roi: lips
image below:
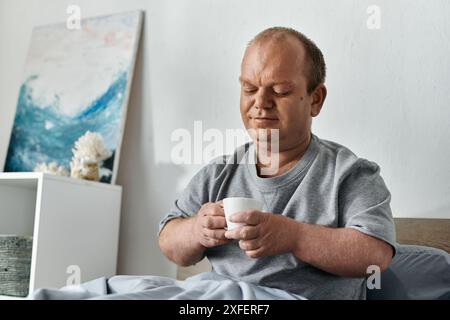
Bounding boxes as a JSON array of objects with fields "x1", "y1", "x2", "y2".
[
  {"x1": 252, "y1": 117, "x2": 279, "y2": 122},
  {"x1": 251, "y1": 117, "x2": 279, "y2": 127},
  {"x1": 251, "y1": 114, "x2": 278, "y2": 120}
]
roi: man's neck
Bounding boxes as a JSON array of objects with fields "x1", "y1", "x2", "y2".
[{"x1": 255, "y1": 133, "x2": 312, "y2": 178}]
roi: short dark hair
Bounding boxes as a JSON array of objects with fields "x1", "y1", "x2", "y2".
[{"x1": 248, "y1": 27, "x2": 326, "y2": 94}]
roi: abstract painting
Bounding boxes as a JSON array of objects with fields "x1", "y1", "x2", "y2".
[{"x1": 4, "y1": 11, "x2": 143, "y2": 184}]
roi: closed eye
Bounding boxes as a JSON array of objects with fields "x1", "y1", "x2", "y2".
[
  {"x1": 243, "y1": 87, "x2": 257, "y2": 94},
  {"x1": 274, "y1": 91, "x2": 291, "y2": 97}
]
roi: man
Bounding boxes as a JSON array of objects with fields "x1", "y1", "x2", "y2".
[{"x1": 158, "y1": 27, "x2": 396, "y2": 300}]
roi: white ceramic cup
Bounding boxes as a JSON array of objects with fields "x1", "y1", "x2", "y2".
[{"x1": 222, "y1": 197, "x2": 263, "y2": 230}]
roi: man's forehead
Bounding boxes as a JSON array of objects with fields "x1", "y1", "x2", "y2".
[
  {"x1": 244, "y1": 36, "x2": 306, "y2": 62},
  {"x1": 240, "y1": 37, "x2": 307, "y2": 82}
]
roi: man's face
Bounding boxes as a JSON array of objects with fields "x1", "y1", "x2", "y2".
[{"x1": 239, "y1": 37, "x2": 323, "y2": 150}]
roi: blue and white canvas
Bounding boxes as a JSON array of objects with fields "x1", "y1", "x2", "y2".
[{"x1": 4, "y1": 11, "x2": 143, "y2": 183}]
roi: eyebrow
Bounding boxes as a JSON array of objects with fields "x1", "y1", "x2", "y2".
[{"x1": 238, "y1": 76, "x2": 294, "y2": 87}]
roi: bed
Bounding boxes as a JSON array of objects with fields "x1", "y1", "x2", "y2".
[
  {"x1": 365, "y1": 218, "x2": 450, "y2": 300},
  {"x1": 394, "y1": 218, "x2": 450, "y2": 253},
  {"x1": 32, "y1": 218, "x2": 450, "y2": 300}
]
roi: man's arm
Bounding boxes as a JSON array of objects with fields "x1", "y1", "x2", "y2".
[
  {"x1": 225, "y1": 211, "x2": 393, "y2": 278},
  {"x1": 158, "y1": 217, "x2": 206, "y2": 267},
  {"x1": 159, "y1": 201, "x2": 231, "y2": 267},
  {"x1": 292, "y1": 222, "x2": 393, "y2": 277}
]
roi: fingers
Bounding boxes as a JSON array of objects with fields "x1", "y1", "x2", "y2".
[
  {"x1": 203, "y1": 228, "x2": 228, "y2": 241},
  {"x1": 196, "y1": 203, "x2": 266, "y2": 249},
  {"x1": 245, "y1": 249, "x2": 262, "y2": 259},
  {"x1": 200, "y1": 236, "x2": 230, "y2": 248},
  {"x1": 205, "y1": 238, "x2": 231, "y2": 247},
  {"x1": 224, "y1": 226, "x2": 259, "y2": 240},
  {"x1": 230, "y1": 210, "x2": 264, "y2": 225},
  {"x1": 239, "y1": 239, "x2": 260, "y2": 251},
  {"x1": 202, "y1": 216, "x2": 227, "y2": 229},
  {"x1": 201, "y1": 202, "x2": 225, "y2": 217},
  {"x1": 201, "y1": 228, "x2": 231, "y2": 248}
]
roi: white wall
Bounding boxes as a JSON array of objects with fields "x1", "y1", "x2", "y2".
[{"x1": 1, "y1": 0, "x2": 449, "y2": 278}]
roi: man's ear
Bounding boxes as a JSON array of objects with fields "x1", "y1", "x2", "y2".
[{"x1": 310, "y1": 84, "x2": 327, "y2": 117}]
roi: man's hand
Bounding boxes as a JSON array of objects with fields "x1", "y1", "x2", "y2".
[
  {"x1": 224, "y1": 210, "x2": 298, "y2": 258},
  {"x1": 193, "y1": 201, "x2": 232, "y2": 248}
]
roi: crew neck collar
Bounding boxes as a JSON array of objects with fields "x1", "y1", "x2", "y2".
[{"x1": 246, "y1": 133, "x2": 320, "y2": 190}]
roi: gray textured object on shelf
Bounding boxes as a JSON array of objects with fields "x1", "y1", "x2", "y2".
[{"x1": 0, "y1": 235, "x2": 33, "y2": 297}]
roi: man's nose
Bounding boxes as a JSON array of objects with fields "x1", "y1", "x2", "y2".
[{"x1": 254, "y1": 89, "x2": 273, "y2": 109}]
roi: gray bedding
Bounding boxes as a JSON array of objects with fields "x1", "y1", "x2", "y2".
[
  {"x1": 32, "y1": 271, "x2": 307, "y2": 300},
  {"x1": 31, "y1": 244, "x2": 450, "y2": 300}
]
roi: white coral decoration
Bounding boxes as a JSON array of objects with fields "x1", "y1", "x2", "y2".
[
  {"x1": 70, "y1": 131, "x2": 111, "y2": 181},
  {"x1": 34, "y1": 162, "x2": 69, "y2": 176}
]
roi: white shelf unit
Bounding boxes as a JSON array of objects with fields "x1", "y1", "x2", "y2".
[{"x1": 0, "y1": 172, "x2": 122, "y2": 299}]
